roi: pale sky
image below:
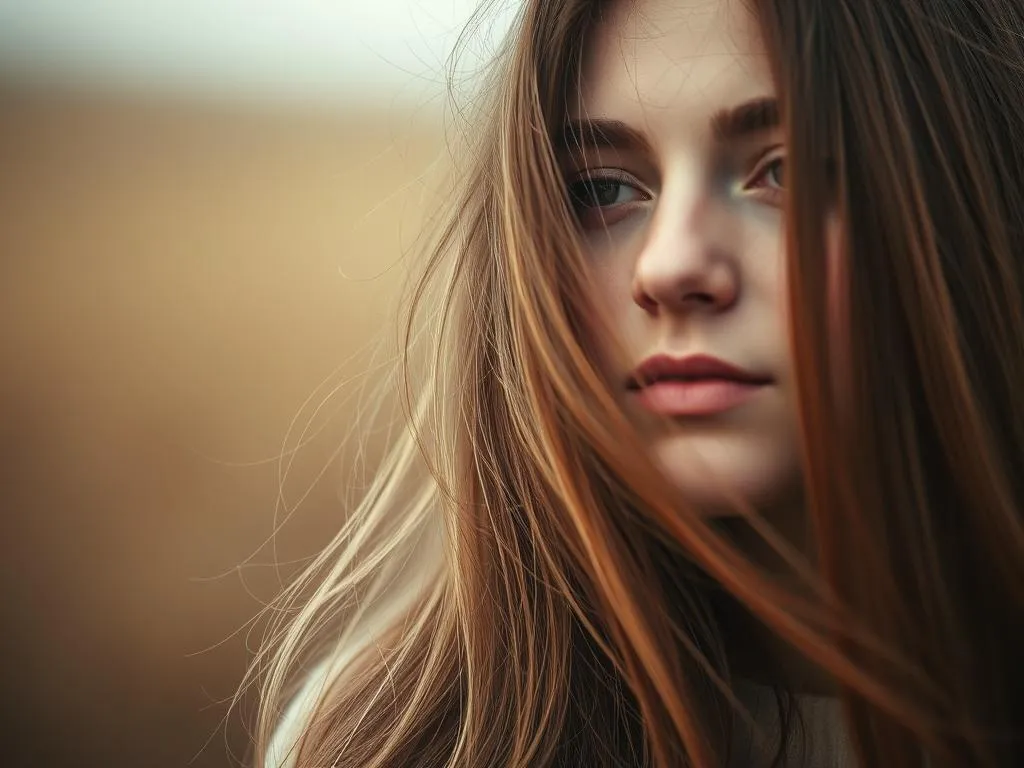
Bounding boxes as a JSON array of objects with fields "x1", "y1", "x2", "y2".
[{"x1": 0, "y1": 0, "x2": 520, "y2": 106}]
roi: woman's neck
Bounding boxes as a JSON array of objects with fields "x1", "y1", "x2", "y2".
[
  {"x1": 714, "y1": 590, "x2": 838, "y2": 696},
  {"x1": 712, "y1": 506, "x2": 838, "y2": 697}
]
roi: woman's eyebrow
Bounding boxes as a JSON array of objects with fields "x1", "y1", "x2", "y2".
[
  {"x1": 710, "y1": 97, "x2": 779, "y2": 141},
  {"x1": 558, "y1": 118, "x2": 652, "y2": 154},
  {"x1": 559, "y1": 96, "x2": 780, "y2": 153}
]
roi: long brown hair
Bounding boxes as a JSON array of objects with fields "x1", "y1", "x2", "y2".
[{"x1": 243, "y1": 1, "x2": 1024, "y2": 765}]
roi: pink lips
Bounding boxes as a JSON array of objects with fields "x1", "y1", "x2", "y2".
[{"x1": 627, "y1": 353, "x2": 772, "y2": 416}]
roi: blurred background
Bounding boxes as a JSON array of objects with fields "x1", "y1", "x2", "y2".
[{"x1": 0, "y1": 2, "x2": 514, "y2": 765}]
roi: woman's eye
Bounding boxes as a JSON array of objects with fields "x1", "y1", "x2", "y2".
[
  {"x1": 763, "y1": 157, "x2": 784, "y2": 188},
  {"x1": 743, "y1": 154, "x2": 785, "y2": 206},
  {"x1": 568, "y1": 177, "x2": 645, "y2": 211},
  {"x1": 750, "y1": 156, "x2": 785, "y2": 191}
]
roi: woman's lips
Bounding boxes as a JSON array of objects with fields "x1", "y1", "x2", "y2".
[
  {"x1": 631, "y1": 378, "x2": 766, "y2": 416},
  {"x1": 626, "y1": 353, "x2": 772, "y2": 416}
]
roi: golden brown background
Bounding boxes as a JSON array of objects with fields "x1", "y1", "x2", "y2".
[{"x1": 0, "y1": 82, "x2": 445, "y2": 767}]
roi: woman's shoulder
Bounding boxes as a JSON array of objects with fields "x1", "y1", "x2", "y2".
[
  {"x1": 264, "y1": 613, "x2": 392, "y2": 768},
  {"x1": 265, "y1": 657, "x2": 334, "y2": 768},
  {"x1": 264, "y1": 538, "x2": 442, "y2": 767}
]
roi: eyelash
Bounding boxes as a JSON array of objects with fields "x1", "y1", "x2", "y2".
[
  {"x1": 566, "y1": 151, "x2": 786, "y2": 228},
  {"x1": 746, "y1": 151, "x2": 785, "y2": 199},
  {"x1": 567, "y1": 169, "x2": 651, "y2": 228}
]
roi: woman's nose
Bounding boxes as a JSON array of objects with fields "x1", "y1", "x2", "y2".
[{"x1": 631, "y1": 199, "x2": 738, "y2": 316}]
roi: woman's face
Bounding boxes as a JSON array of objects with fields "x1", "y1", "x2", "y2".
[{"x1": 564, "y1": 0, "x2": 803, "y2": 514}]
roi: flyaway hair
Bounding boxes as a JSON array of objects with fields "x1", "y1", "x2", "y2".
[{"x1": 240, "y1": 1, "x2": 1024, "y2": 765}]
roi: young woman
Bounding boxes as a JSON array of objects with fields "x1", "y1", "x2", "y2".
[{"x1": 248, "y1": 0, "x2": 1024, "y2": 765}]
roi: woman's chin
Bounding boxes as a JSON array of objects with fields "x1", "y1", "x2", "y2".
[{"x1": 651, "y1": 433, "x2": 801, "y2": 517}]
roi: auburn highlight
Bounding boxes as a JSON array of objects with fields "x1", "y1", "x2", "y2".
[{"x1": 240, "y1": 1, "x2": 1024, "y2": 766}]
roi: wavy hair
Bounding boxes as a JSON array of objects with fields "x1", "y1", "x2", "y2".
[{"x1": 243, "y1": 1, "x2": 1024, "y2": 765}]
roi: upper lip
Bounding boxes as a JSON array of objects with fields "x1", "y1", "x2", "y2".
[{"x1": 626, "y1": 353, "x2": 773, "y2": 389}]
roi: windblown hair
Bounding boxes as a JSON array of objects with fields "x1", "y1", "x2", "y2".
[{"x1": 244, "y1": 1, "x2": 1024, "y2": 765}]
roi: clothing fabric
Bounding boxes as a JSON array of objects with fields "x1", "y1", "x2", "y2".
[
  {"x1": 270, "y1": 677, "x2": 853, "y2": 767},
  {"x1": 268, "y1": 645, "x2": 855, "y2": 767},
  {"x1": 730, "y1": 680, "x2": 855, "y2": 767}
]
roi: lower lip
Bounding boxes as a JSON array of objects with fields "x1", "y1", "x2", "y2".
[{"x1": 632, "y1": 379, "x2": 767, "y2": 416}]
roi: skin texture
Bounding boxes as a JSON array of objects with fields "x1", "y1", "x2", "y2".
[{"x1": 564, "y1": 0, "x2": 806, "y2": 515}]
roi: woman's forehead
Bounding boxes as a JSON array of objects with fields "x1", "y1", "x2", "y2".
[{"x1": 573, "y1": 0, "x2": 771, "y2": 122}]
